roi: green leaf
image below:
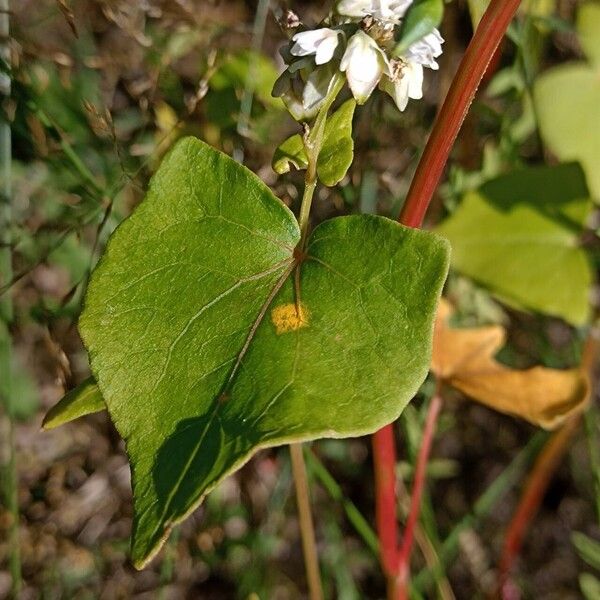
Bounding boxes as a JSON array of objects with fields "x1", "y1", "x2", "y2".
[
  {"x1": 436, "y1": 164, "x2": 593, "y2": 326},
  {"x1": 42, "y1": 377, "x2": 105, "y2": 429},
  {"x1": 80, "y1": 137, "x2": 450, "y2": 567},
  {"x1": 272, "y1": 134, "x2": 308, "y2": 175},
  {"x1": 534, "y1": 4, "x2": 600, "y2": 200},
  {"x1": 572, "y1": 531, "x2": 600, "y2": 571},
  {"x1": 209, "y1": 50, "x2": 283, "y2": 109},
  {"x1": 467, "y1": 0, "x2": 489, "y2": 27},
  {"x1": 272, "y1": 99, "x2": 356, "y2": 186},
  {"x1": 317, "y1": 99, "x2": 356, "y2": 186},
  {"x1": 578, "y1": 2, "x2": 600, "y2": 67},
  {"x1": 395, "y1": 0, "x2": 444, "y2": 55},
  {"x1": 581, "y1": 573, "x2": 600, "y2": 600},
  {"x1": 0, "y1": 323, "x2": 39, "y2": 421}
]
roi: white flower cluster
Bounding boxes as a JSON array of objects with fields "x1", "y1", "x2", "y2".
[{"x1": 273, "y1": 0, "x2": 443, "y2": 120}]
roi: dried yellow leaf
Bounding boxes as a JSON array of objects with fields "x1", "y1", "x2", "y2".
[{"x1": 431, "y1": 300, "x2": 590, "y2": 429}]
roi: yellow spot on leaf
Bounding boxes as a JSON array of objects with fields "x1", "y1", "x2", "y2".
[{"x1": 271, "y1": 303, "x2": 310, "y2": 335}]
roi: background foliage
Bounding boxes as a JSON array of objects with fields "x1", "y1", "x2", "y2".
[{"x1": 1, "y1": 0, "x2": 600, "y2": 598}]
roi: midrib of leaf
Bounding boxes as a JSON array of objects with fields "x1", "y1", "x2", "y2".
[
  {"x1": 152, "y1": 259, "x2": 296, "y2": 537},
  {"x1": 148, "y1": 242, "x2": 372, "y2": 540}
]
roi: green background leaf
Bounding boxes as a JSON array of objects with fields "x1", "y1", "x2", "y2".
[
  {"x1": 80, "y1": 137, "x2": 450, "y2": 567},
  {"x1": 42, "y1": 377, "x2": 105, "y2": 430},
  {"x1": 577, "y1": 2, "x2": 600, "y2": 67},
  {"x1": 534, "y1": 3, "x2": 600, "y2": 199},
  {"x1": 436, "y1": 164, "x2": 593, "y2": 325},
  {"x1": 395, "y1": 0, "x2": 444, "y2": 54},
  {"x1": 572, "y1": 531, "x2": 600, "y2": 571},
  {"x1": 581, "y1": 573, "x2": 600, "y2": 600}
]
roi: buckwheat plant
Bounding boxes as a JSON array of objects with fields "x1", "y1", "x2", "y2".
[{"x1": 43, "y1": 0, "x2": 522, "y2": 597}]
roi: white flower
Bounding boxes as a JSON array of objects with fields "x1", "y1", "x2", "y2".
[
  {"x1": 380, "y1": 29, "x2": 443, "y2": 111},
  {"x1": 404, "y1": 29, "x2": 444, "y2": 70},
  {"x1": 340, "y1": 30, "x2": 390, "y2": 103},
  {"x1": 337, "y1": 0, "x2": 414, "y2": 23},
  {"x1": 380, "y1": 59, "x2": 423, "y2": 111},
  {"x1": 290, "y1": 28, "x2": 342, "y2": 65}
]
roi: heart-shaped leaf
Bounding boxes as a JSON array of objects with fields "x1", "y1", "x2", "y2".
[
  {"x1": 435, "y1": 163, "x2": 593, "y2": 325},
  {"x1": 534, "y1": 3, "x2": 600, "y2": 199},
  {"x1": 78, "y1": 137, "x2": 450, "y2": 567},
  {"x1": 272, "y1": 99, "x2": 356, "y2": 186}
]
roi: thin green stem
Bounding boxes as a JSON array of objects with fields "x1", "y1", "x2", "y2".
[
  {"x1": 30, "y1": 103, "x2": 105, "y2": 200},
  {"x1": 298, "y1": 178, "x2": 317, "y2": 246},
  {"x1": 297, "y1": 74, "x2": 345, "y2": 248},
  {"x1": 290, "y1": 443, "x2": 324, "y2": 600},
  {"x1": 306, "y1": 450, "x2": 380, "y2": 555},
  {"x1": 0, "y1": 0, "x2": 21, "y2": 595}
]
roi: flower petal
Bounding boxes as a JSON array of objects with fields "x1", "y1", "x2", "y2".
[
  {"x1": 291, "y1": 28, "x2": 340, "y2": 65},
  {"x1": 341, "y1": 31, "x2": 388, "y2": 104},
  {"x1": 315, "y1": 34, "x2": 340, "y2": 65},
  {"x1": 380, "y1": 75, "x2": 410, "y2": 111},
  {"x1": 337, "y1": 0, "x2": 371, "y2": 17},
  {"x1": 406, "y1": 62, "x2": 424, "y2": 99}
]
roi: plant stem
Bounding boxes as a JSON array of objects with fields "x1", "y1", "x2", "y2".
[
  {"x1": 371, "y1": 1, "x2": 523, "y2": 593},
  {"x1": 287, "y1": 75, "x2": 346, "y2": 600},
  {"x1": 305, "y1": 450, "x2": 380, "y2": 555},
  {"x1": 399, "y1": 0, "x2": 522, "y2": 228},
  {"x1": 298, "y1": 176, "x2": 318, "y2": 247},
  {"x1": 297, "y1": 74, "x2": 344, "y2": 248},
  {"x1": 31, "y1": 104, "x2": 105, "y2": 201},
  {"x1": 290, "y1": 443, "x2": 324, "y2": 600},
  {"x1": 0, "y1": 0, "x2": 21, "y2": 595},
  {"x1": 396, "y1": 394, "x2": 443, "y2": 599},
  {"x1": 372, "y1": 426, "x2": 400, "y2": 583}
]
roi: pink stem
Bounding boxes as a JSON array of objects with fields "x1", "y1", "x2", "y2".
[
  {"x1": 396, "y1": 395, "x2": 443, "y2": 599},
  {"x1": 371, "y1": 0, "x2": 523, "y2": 596}
]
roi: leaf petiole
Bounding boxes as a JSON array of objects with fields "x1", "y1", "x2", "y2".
[{"x1": 297, "y1": 73, "x2": 345, "y2": 247}]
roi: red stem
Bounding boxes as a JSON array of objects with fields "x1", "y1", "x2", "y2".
[
  {"x1": 399, "y1": 0, "x2": 522, "y2": 228},
  {"x1": 372, "y1": 0, "x2": 522, "y2": 596},
  {"x1": 372, "y1": 427, "x2": 401, "y2": 578},
  {"x1": 498, "y1": 418, "x2": 580, "y2": 599},
  {"x1": 396, "y1": 395, "x2": 443, "y2": 599}
]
